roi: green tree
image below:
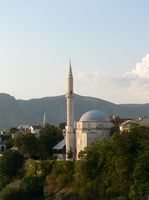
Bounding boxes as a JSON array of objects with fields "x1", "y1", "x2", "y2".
[
  {"x1": 21, "y1": 176, "x2": 44, "y2": 200},
  {"x1": 74, "y1": 126, "x2": 149, "y2": 199},
  {"x1": 44, "y1": 161, "x2": 75, "y2": 198},
  {"x1": 0, "y1": 150, "x2": 24, "y2": 179},
  {"x1": 39, "y1": 124, "x2": 63, "y2": 158},
  {"x1": 9, "y1": 127, "x2": 18, "y2": 134},
  {"x1": 0, "y1": 187, "x2": 24, "y2": 200},
  {"x1": 38, "y1": 160, "x2": 55, "y2": 177},
  {"x1": 0, "y1": 174, "x2": 9, "y2": 191},
  {"x1": 15, "y1": 134, "x2": 39, "y2": 158},
  {"x1": 130, "y1": 136, "x2": 149, "y2": 199},
  {"x1": 6, "y1": 138, "x2": 14, "y2": 149},
  {"x1": 59, "y1": 122, "x2": 66, "y2": 130}
]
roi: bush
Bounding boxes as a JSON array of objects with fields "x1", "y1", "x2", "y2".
[
  {"x1": 0, "y1": 187, "x2": 24, "y2": 200},
  {"x1": 0, "y1": 150, "x2": 24, "y2": 178},
  {"x1": 21, "y1": 176, "x2": 44, "y2": 200}
]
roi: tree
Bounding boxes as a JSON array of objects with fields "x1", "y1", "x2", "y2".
[
  {"x1": 38, "y1": 160, "x2": 55, "y2": 177},
  {"x1": 0, "y1": 150, "x2": 24, "y2": 179},
  {"x1": 39, "y1": 124, "x2": 63, "y2": 158},
  {"x1": 74, "y1": 126, "x2": 149, "y2": 199},
  {"x1": 130, "y1": 135, "x2": 149, "y2": 199},
  {"x1": 21, "y1": 176, "x2": 44, "y2": 200},
  {"x1": 15, "y1": 124, "x2": 63, "y2": 159},
  {"x1": 15, "y1": 134, "x2": 39, "y2": 158},
  {"x1": 0, "y1": 187, "x2": 24, "y2": 200},
  {"x1": 9, "y1": 127, "x2": 18, "y2": 134},
  {"x1": 0, "y1": 174, "x2": 9, "y2": 191},
  {"x1": 44, "y1": 161, "x2": 75, "y2": 198},
  {"x1": 59, "y1": 122, "x2": 66, "y2": 130}
]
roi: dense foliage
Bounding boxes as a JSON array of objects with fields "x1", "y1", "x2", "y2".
[
  {"x1": 15, "y1": 124, "x2": 63, "y2": 159},
  {"x1": 15, "y1": 133, "x2": 39, "y2": 158},
  {"x1": 0, "y1": 150, "x2": 24, "y2": 179},
  {"x1": 39, "y1": 124, "x2": 63, "y2": 158},
  {"x1": 44, "y1": 126, "x2": 149, "y2": 200},
  {"x1": 0, "y1": 126, "x2": 149, "y2": 200},
  {"x1": 0, "y1": 150, "x2": 24, "y2": 191}
]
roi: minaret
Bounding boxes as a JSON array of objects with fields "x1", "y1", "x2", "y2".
[
  {"x1": 65, "y1": 60, "x2": 75, "y2": 160},
  {"x1": 43, "y1": 112, "x2": 46, "y2": 127}
]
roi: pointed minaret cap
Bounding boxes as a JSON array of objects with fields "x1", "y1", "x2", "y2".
[{"x1": 68, "y1": 59, "x2": 73, "y2": 77}]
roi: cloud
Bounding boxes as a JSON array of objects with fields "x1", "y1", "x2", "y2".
[
  {"x1": 76, "y1": 53, "x2": 149, "y2": 88},
  {"x1": 131, "y1": 54, "x2": 149, "y2": 78},
  {"x1": 74, "y1": 55, "x2": 149, "y2": 103},
  {"x1": 113, "y1": 54, "x2": 149, "y2": 89}
]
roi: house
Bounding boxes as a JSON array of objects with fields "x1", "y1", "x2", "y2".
[
  {"x1": 119, "y1": 117, "x2": 149, "y2": 132},
  {"x1": 17, "y1": 125, "x2": 30, "y2": 131},
  {"x1": 11, "y1": 125, "x2": 30, "y2": 139},
  {"x1": 29, "y1": 125, "x2": 42, "y2": 137}
]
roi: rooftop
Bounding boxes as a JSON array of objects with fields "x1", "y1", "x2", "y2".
[{"x1": 80, "y1": 110, "x2": 109, "y2": 122}]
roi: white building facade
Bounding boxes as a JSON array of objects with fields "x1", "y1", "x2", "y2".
[
  {"x1": 76, "y1": 110, "x2": 114, "y2": 159},
  {"x1": 29, "y1": 125, "x2": 42, "y2": 137},
  {"x1": 119, "y1": 117, "x2": 149, "y2": 132}
]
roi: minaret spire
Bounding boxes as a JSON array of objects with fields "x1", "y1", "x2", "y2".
[
  {"x1": 65, "y1": 60, "x2": 75, "y2": 160},
  {"x1": 69, "y1": 59, "x2": 73, "y2": 77}
]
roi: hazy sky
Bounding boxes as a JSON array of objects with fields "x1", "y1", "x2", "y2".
[{"x1": 0, "y1": 0, "x2": 149, "y2": 103}]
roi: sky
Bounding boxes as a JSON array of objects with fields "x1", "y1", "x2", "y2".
[{"x1": 0, "y1": 0, "x2": 149, "y2": 103}]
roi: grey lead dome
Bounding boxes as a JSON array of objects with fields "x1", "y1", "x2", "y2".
[{"x1": 80, "y1": 110, "x2": 109, "y2": 122}]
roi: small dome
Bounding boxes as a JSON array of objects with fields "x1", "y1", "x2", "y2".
[{"x1": 80, "y1": 110, "x2": 109, "y2": 122}]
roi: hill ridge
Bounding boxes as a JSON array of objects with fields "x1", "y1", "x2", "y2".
[{"x1": 0, "y1": 92, "x2": 148, "y2": 129}]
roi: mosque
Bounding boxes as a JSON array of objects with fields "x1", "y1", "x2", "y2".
[{"x1": 53, "y1": 62, "x2": 114, "y2": 160}]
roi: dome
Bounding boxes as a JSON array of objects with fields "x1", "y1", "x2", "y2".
[{"x1": 80, "y1": 110, "x2": 109, "y2": 122}]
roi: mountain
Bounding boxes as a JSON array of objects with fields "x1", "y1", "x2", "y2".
[{"x1": 0, "y1": 93, "x2": 149, "y2": 129}]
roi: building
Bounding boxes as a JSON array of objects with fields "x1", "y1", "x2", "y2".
[
  {"x1": 76, "y1": 110, "x2": 113, "y2": 159},
  {"x1": 11, "y1": 125, "x2": 30, "y2": 139},
  {"x1": 52, "y1": 138, "x2": 66, "y2": 160},
  {"x1": 65, "y1": 63, "x2": 113, "y2": 160},
  {"x1": 54, "y1": 62, "x2": 114, "y2": 160},
  {"x1": 29, "y1": 125, "x2": 42, "y2": 137},
  {"x1": 120, "y1": 117, "x2": 149, "y2": 132},
  {"x1": 17, "y1": 125, "x2": 30, "y2": 130}
]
